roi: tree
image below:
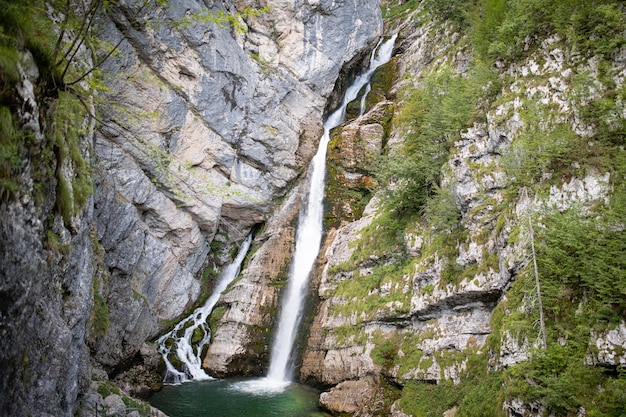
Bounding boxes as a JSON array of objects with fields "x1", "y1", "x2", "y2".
[{"x1": 521, "y1": 187, "x2": 547, "y2": 350}]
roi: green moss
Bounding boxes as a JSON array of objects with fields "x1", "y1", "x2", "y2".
[
  {"x1": 191, "y1": 326, "x2": 206, "y2": 344},
  {"x1": 324, "y1": 162, "x2": 374, "y2": 227},
  {"x1": 365, "y1": 58, "x2": 398, "y2": 110},
  {"x1": 45, "y1": 230, "x2": 71, "y2": 255},
  {"x1": 208, "y1": 305, "x2": 226, "y2": 336},
  {"x1": 90, "y1": 291, "x2": 110, "y2": 340},
  {"x1": 96, "y1": 381, "x2": 121, "y2": 398},
  {"x1": 0, "y1": 106, "x2": 24, "y2": 201}
]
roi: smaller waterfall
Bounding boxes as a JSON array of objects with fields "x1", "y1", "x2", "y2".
[
  {"x1": 157, "y1": 233, "x2": 253, "y2": 383},
  {"x1": 265, "y1": 34, "x2": 398, "y2": 385}
]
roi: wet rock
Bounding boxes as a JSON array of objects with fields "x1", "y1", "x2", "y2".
[{"x1": 319, "y1": 378, "x2": 379, "y2": 415}]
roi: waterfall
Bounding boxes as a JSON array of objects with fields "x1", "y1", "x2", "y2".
[
  {"x1": 157, "y1": 233, "x2": 253, "y2": 384},
  {"x1": 266, "y1": 34, "x2": 398, "y2": 384}
]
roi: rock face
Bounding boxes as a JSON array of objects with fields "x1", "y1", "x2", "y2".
[
  {"x1": 0, "y1": 1, "x2": 383, "y2": 415},
  {"x1": 0, "y1": 53, "x2": 95, "y2": 417},
  {"x1": 203, "y1": 181, "x2": 304, "y2": 376},
  {"x1": 299, "y1": 3, "x2": 626, "y2": 416},
  {"x1": 91, "y1": 0, "x2": 383, "y2": 374}
]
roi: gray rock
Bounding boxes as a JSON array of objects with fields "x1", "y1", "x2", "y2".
[
  {"x1": 92, "y1": 0, "x2": 382, "y2": 379},
  {"x1": 0, "y1": 56, "x2": 95, "y2": 417},
  {"x1": 103, "y1": 394, "x2": 126, "y2": 416}
]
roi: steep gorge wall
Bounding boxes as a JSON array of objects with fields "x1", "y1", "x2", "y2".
[
  {"x1": 0, "y1": 50, "x2": 97, "y2": 417},
  {"x1": 0, "y1": 0, "x2": 383, "y2": 415},
  {"x1": 299, "y1": 2, "x2": 626, "y2": 416},
  {"x1": 91, "y1": 2, "x2": 380, "y2": 364},
  {"x1": 91, "y1": 0, "x2": 382, "y2": 375}
]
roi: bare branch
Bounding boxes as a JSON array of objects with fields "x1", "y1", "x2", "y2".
[
  {"x1": 52, "y1": 0, "x2": 72, "y2": 63},
  {"x1": 60, "y1": 0, "x2": 103, "y2": 82}
]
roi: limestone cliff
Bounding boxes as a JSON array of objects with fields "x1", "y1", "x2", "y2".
[
  {"x1": 0, "y1": 0, "x2": 382, "y2": 415},
  {"x1": 0, "y1": 46, "x2": 97, "y2": 417},
  {"x1": 2, "y1": 0, "x2": 625, "y2": 416},
  {"x1": 91, "y1": 0, "x2": 382, "y2": 376},
  {"x1": 298, "y1": 1, "x2": 626, "y2": 416}
]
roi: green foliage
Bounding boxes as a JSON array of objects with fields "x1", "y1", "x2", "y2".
[
  {"x1": 375, "y1": 152, "x2": 436, "y2": 216},
  {"x1": 505, "y1": 351, "x2": 626, "y2": 416},
  {"x1": 484, "y1": 197, "x2": 626, "y2": 415},
  {"x1": 422, "y1": 185, "x2": 461, "y2": 232},
  {"x1": 330, "y1": 260, "x2": 411, "y2": 321},
  {"x1": 48, "y1": 91, "x2": 93, "y2": 224},
  {"x1": 415, "y1": 0, "x2": 626, "y2": 61},
  {"x1": 341, "y1": 210, "x2": 409, "y2": 271},
  {"x1": 470, "y1": 0, "x2": 626, "y2": 61},
  {"x1": 378, "y1": 63, "x2": 495, "y2": 216},
  {"x1": 90, "y1": 291, "x2": 110, "y2": 340},
  {"x1": 0, "y1": 2, "x2": 55, "y2": 202},
  {"x1": 375, "y1": 2, "x2": 626, "y2": 416},
  {"x1": 423, "y1": 0, "x2": 469, "y2": 26},
  {"x1": 537, "y1": 208, "x2": 626, "y2": 325},
  {"x1": 0, "y1": 1, "x2": 58, "y2": 86},
  {"x1": 502, "y1": 104, "x2": 583, "y2": 187},
  {"x1": 45, "y1": 229, "x2": 71, "y2": 255},
  {"x1": 370, "y1": 331, "x2": 400, "y2": 368},
  {"x1": 381, "y1": 0, "x2": 420, "y2": 20},
  {"x1": 468, "y1": 0, "x2": 508, "y2": 58},
  {"x1": 172, "y1": 6, "x2": 270, "y2": 34},
  {"x1": 0, "y1": 106, "x2": 23, "y2": 201},
  {"x1": 399, "y1": 380, "x2": 466, "y2": 417},
  {"x1": 456, "y1": 372, "x2": 506, "y2": 417}
]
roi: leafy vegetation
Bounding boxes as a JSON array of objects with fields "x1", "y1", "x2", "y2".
[
  {"x1": 90, "y1": 291, "x2": 110, "y2": 339},
  {"x1": 328, "y1": 0, "x2": 626, "y2": 415},
  {"x1": 475, "y1": 195, "x2": 625, "y2": 416},
  {"x1": 172, "y1": 6, "x2": 270, "y2": 33},
  {"x1": 0, "y1": 106, "x2": 24, "y2": 200},
  {"x1": 426, "y1": 0, "x2": 626, "y2": 61},
  {"x1": 376, "y1": 65, "x2": 487, "y2": 215}
]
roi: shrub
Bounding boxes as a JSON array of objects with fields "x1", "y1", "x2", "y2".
[{"x1": 377, "y1": 66, "x2": 486, "y2": 216}]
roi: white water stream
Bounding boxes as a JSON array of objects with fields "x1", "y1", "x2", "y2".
[
  {"x1": 265, "y1": 34, "x2": 398, "y2": 385},
  {"x1": 157, "y1": 233, "x2": 253, "y2": 384}
]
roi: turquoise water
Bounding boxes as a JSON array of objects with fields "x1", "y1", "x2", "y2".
[{"x1": 149, "y1": 378, "x2": 328, "y2": 417}]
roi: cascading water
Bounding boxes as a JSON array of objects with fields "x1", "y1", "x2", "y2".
[
  {"x1": 148, "y1": 35, "x2": 398, "y2": 414},
  {"x1": 265, "y1": 34, "x2": 398, "y2": 385},
  {"x1": 157, "y1": 233, "x2": 253, "y2": 383}
]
